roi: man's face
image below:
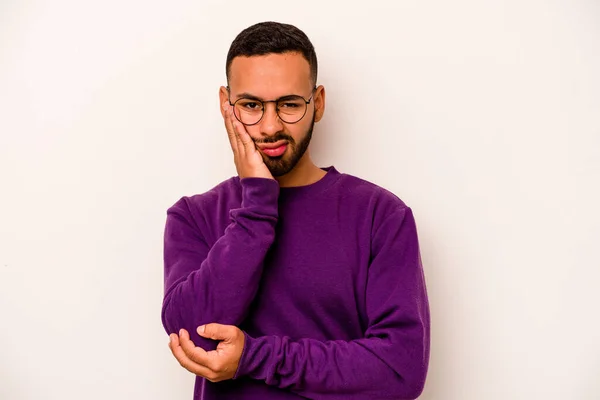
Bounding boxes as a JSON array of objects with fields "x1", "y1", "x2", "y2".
[{"x1": 220, "y1": 52, "x2": 323, "y2": 177}]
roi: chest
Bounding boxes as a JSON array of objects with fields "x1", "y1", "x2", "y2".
[{"x1": 246, "y1": 204, "x2": 371, "y2": 339}]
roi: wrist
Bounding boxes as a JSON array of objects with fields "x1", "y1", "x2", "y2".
[
  {"x1": 233, "y1": 333, "x2": 271, "y2": 380},
  {"x1": 240, "y1": 178, "x2": 280, "y2": 210}
]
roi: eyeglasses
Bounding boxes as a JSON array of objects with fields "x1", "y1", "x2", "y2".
[{"x1": 227, "y1": 87, "x2": 315, "y2": 126}]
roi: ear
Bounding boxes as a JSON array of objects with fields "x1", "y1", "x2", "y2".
[
  {"x1": 313, "y1": 85, "x2": 326, "y2": 123},
  {"x1": 219, "y1": 86, "x2": 230, "y2": 118}
]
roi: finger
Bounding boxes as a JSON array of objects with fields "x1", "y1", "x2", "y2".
[
  {"x1": 231, "y1": 118, "x2": 255, "y2": 152},
  {"x1": 231, "y1": 120, "x2": 245, "y2": 156},
  {"x1": 229, "y1": 112, "x2": 246, "y2": 157},
  {"x1": 197, "y1": 323, "x2": 235, "y2": 342},
  {"x1": 223, "y1": 103, "x2": 238, "y2": 153},
  {"x1": 169, "y1": 334, "x2": 217, "y2": 379},
  {"x1": 232, "y1": 120, "x2": 258, "y2": 158},
  {"x1": 178, "y1": 329, "x2": 215, "y2": 367}
]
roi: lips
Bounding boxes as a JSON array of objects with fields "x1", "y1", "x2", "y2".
[{"x1": 257, "y1": 141, "x2": 288, "y2": 157}]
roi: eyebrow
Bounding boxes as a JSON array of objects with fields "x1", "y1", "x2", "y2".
[{"x1": 234, "y1": 92, "x2": 304, "y2": 101}]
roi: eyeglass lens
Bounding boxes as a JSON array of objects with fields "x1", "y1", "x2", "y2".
[{"x1": 233, "y1": 96, "x2": 308, "y2": 125}]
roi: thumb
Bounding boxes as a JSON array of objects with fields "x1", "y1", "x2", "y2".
[{"x1": 197, "y1": 323, "x2": 234, "y2": 341}]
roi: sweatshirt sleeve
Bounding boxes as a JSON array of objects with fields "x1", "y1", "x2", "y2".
[
  {"x1": 161, "y1": 178, "x2": 279, "y2": 350},
  {"x1": 234, "y1": 206, "x2": 430, "y2": 400}
]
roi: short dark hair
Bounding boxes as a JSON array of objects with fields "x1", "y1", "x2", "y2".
[{"x1": 226, "y1": 21, "x2": 318, "y2": 86}]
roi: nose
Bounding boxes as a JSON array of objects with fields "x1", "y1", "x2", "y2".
[{"x1": 259, "y1": 101, "x2": 284, "y2": 137}]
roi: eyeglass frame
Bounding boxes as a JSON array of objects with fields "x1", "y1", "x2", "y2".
[{"x1": 226, "y1": 86, "x2": 317, "y2": 126}]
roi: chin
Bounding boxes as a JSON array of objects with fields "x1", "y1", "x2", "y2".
[{"x1": 266, "y1": 158, "x2": 295, "y2": 177}]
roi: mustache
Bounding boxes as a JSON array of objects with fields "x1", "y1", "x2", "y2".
[{"x1": 253, "y1": 133, "x2": 295, "y2": 145}]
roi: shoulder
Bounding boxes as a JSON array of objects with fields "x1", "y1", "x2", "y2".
[
  {"x1": 334, "y1": 171, "x2": 408, "y2": 212},
  {"x1": 329, "y1": 170, "x2": 415, "y2": 236}
]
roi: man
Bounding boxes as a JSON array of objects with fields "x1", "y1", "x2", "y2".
[{"x1": 162, "y1": 21, "x2": 430, "y2": 400}]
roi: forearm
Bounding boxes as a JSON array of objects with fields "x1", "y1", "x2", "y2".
[
  {"x1": 235, "y1": 331, "x2": 428, "y2": 400},
  {"x1": 161, "y1": 221, "x2": 273, "y2": 333},
  {"x1": 235, "y1": 204, "x2": 430, "y2": 398},
  {"x1": 161, "y1": 178, "x2": 279, "y2": 347}
]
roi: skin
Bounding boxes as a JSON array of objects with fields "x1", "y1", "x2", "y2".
[
  {"x1": 221, "y1": 52, "x2": 327, "y2": 187},
  {"x1": 169, "y1": 324, "x2": 244, "y2": 382},
  {"x1": 168, "y1": 52, "x2": 328, "y2": 381}
]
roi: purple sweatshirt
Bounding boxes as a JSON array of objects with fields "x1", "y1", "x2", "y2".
[{"x1": 161, "y1": 166, "x2": 430, "y2": 400}]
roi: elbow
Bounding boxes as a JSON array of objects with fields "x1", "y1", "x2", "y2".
[
  {"x1": 161, "y1": 279, "x2": 195, "y2": 335},
  {"x1": 402, "y1": 380, "x2": 426, "y2": 400},
  {"x1": 400, "y1": 320, "x2": 430, "y2": 398},
  {"x1": 383, "y1": 353, "x2": 428, "y2": 400},
  {"x1": 386, "y1": 375, "x2": 425, "y2": 400},
  {"x1": 161, "y1": 284, "x2": 209, "y2": 336},
  {"x1": 369, "y1": 362, "x2": 427, "y2": 400},
  {"x1": 161, "y1": 289, "x2": 182, "y2": 335},
  {"x1": 374, "y1": 375, "x2": 425, "y2": 400},
  {"x1": 397, "y1": 363, "x2": 428, "y2": 400},
  {"x1": 161, "y1": 294, "x2": 175, "y2": 335}
]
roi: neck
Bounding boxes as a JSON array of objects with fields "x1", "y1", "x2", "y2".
[{"x1": 275, "y1": 152, "x2": 326, "y2": 188}]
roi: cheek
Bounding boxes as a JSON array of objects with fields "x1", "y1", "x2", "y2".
[
  {"x1": 288, "y1": 121, "x2": 310, "y2": 140},
  {"x1": 244, "y1": 125, "x2": 262, "y2": 139},
  {"x1": 289, "y1": 127, "x2": 304, "y2": 141}
]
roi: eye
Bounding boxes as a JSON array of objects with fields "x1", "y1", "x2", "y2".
[
  {"x1": 280, "y1": 102, "x2": 301, "y2": 109},
  {"x1": 244, "y1": 102, "x2": 260, "y2": 109},
  {"x1": 236, "y1": 99, "x2": 263, "y2": 111}
]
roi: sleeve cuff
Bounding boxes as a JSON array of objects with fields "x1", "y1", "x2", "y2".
[
  {"x1": 233, "y1": 332, "x2": 271, "y2": 380},
  {"x1": 240, "y1": 178, "x2": 280, "y2": 211}
]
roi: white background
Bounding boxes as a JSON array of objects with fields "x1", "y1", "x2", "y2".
[{"x1": 1, "y1": 0, "x2": 599, "y2": 399}]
